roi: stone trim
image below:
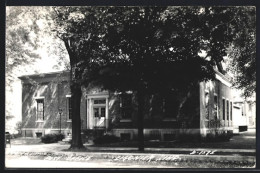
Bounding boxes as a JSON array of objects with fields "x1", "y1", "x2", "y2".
[
  {"x1": 216, "y1": 73, "x2": 232, "y2": 87},
  {"x1": 120, "y1": 119, "x2": 132, "y2": 122},
  {"x1": 34, "y1": 96, "x2": 45, "y2": 100},
  {"x1": 86, "y1": 94, "x2": 109, "y2": 99},
  {"x1": 162, "y1": 118, "x2": 177, "y2": 121}
]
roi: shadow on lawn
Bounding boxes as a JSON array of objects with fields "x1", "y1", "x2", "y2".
[{"x1": 89, "y1": 135, "x2": 255, "y2": 149}]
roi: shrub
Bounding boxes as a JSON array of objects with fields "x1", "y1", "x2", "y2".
[
  {"x1": 41, "y1": 133, "x2": 65, "y2": 143},
  {"x1": 205, "y1": 130, "x2": 233, "y2": 142},
  {"x1": 178, "y1": 133, "x2": 201, "y2": 142},
  {"x1": 93, "y1": 134, "x2": 120, "y2": 145},
  {"x1": 12, "y1": 133, "x2": 22, "y2": 139}
]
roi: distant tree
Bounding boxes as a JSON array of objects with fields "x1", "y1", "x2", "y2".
[
  {"x1": 6, "y1": 6, "x2": 69, "y2": 87},
  {"x1": 227, "y1": 7, "x2": 256, "y2": 98},
  {"x1": 6, "y1": 7, "x2": 69, "y2": 131},
  {"x1": 6, "y1": 7, "x2": 48, "y2": 122}
]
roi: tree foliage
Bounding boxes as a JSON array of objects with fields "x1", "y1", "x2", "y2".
[
  {"x1": 227, "y1": 7, "x2": 256, "y2": 98},
  {"x1": 6, "y1": 6, "x2": 69, "y2": 132},
  {"x1": 52, "y1": 6, "x2": 256, "y2": 150}
]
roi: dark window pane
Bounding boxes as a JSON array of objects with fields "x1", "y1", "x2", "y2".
[
  {"x1": 223, "y1": 99, "x2": 225, "y2": 120},
  {"x1": 122, "y1": 108, "x2": 132, "y2": 119},
  {"x1": 213, "y1": 95, "x2": 218, "y2": 118},
  {"x1": 68, "y1": 97, "x2": 72, "y2": 120},
  {"x1": 69, "y1": 109, "x2": 72, "y2": 120},
  {"x1": 227, "y1": 101, "x2": 229, "y2": 120},
  {"x1": 94, "y1": 108, "x2": 99, "y2": 117},
  {"x1": 121, "y1": 94, "x2": 132, "y2": 107},
  {"x1": 94, "y1": 99, "x2": 106, "y2": 104},
  {"x1": 121, "y1": 94, "x2": 132, "y2": 119},
  {"x1": 101, "y1": 107, "x2": 106, "y2": 117}
]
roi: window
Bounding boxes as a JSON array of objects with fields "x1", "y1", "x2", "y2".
[
  {"x1": 36, "y1": 99, "x2": 44, "y2": 121},
  {"x1": 93, "y1": 98, "x2": 106, "y2": 118},
  {"x1": 213, "y1": 95, "x2": 218, "y2": 119},
  {"x1": 94, "y1": 99, "x2": 106, "y2": 104},
  {"x1": 67, "y1": 97, "x2": 72, "y2": 120},
  {"x1": 94, "y1": 107, "x2": 106, "y2": 118},
  {"x1": 163, "y1": 96, "x2": 178, "y2": 118},
  {"x1": 227, "y1": 101, "x2": 229, "y2": 120},
  {"x1": 120, "y1": 94, "x2": 132, "y2": 119},
  {"x1": 222, "y1": 99, "x2": 225, "y2": 120}
]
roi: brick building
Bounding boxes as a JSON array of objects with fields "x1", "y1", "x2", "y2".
[{"x1": 19, "y1": 70, "x2": 234, "y2": 141}]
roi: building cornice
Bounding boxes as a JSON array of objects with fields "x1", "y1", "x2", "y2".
[
  {"x1": 18, "y1": 71, "x2": 70, "y2": 84},
  {"x1": 215, "y1": 70, "x2": 232, "y2": 87}
]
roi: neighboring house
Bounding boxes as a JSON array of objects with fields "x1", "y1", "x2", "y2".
[
  {"x1": 232, "y1": 97, "x2": 256, "y2": 133},
  {"x1": 19, "y1": 70, "x2": 234, "y2": 141}
]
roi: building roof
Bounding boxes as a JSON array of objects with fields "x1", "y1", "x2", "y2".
[
  {"x1": 18, "y1": 71, "x2": 70, "y2": 80},
  {"x1": 18, "y1": 71, "x2": 70, "y2": 84}
]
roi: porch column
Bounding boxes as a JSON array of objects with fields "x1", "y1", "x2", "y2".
[
  {"x1": 86, "y1": 98, "x2": 89, "y2": 129},
  {"x1": 89, "y1": 98, "x2": 93, "y2": 129},
  {"x1": 106, "y1": 97, "x2": 109, "y2": 130}
]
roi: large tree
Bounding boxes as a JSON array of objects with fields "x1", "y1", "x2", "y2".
[
  {"x1": 52, "y1": 7, "x2": 109, "y2": 149},
  {"x1": 82, "y1": 7, "x2": 246, "y2": 151},
  {"x1": 52, "y1": 6, "x2": 255, "y2": 150}
]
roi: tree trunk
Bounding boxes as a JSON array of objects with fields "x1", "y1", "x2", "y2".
[
  {"x1": 69, "y1": 70, "x2": 84, "y2": 149},
  {"x1": 137, "y1": 91, "x2": 145, "y2": 151}
]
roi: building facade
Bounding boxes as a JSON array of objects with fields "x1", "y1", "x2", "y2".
[{"x1": 19, "y1": 70, "x2": 234, "y2": 141}]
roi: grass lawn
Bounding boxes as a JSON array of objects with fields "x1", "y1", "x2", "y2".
[
  {"x1": 10, "y1": 132, "x2": 255, "y2": 150},
  {"x1": 92, "y1": 134, "x2": 256, "y2": 149}
]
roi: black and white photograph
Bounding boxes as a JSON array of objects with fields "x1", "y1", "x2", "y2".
[{"x1": 5, "y1": 5, "x2": 256, "y2": 169}]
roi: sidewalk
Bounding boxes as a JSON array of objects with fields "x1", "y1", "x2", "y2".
[
  {"x1": 6, "y1": 144, "x2": 255, "y2": 168},
  {"x1": 5, "y1": 131, "x2": 256, "y2": 168},
  {"x1": 5, "y1": 142, "x2": 256, "y2": 166},
  {"x1": 6, "y1": 139, "x2": 256, "y2": 155}
]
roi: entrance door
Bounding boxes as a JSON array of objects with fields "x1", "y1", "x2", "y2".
[{"x1": 93, "y1": 99, "x2": 106, "y2": 128}]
